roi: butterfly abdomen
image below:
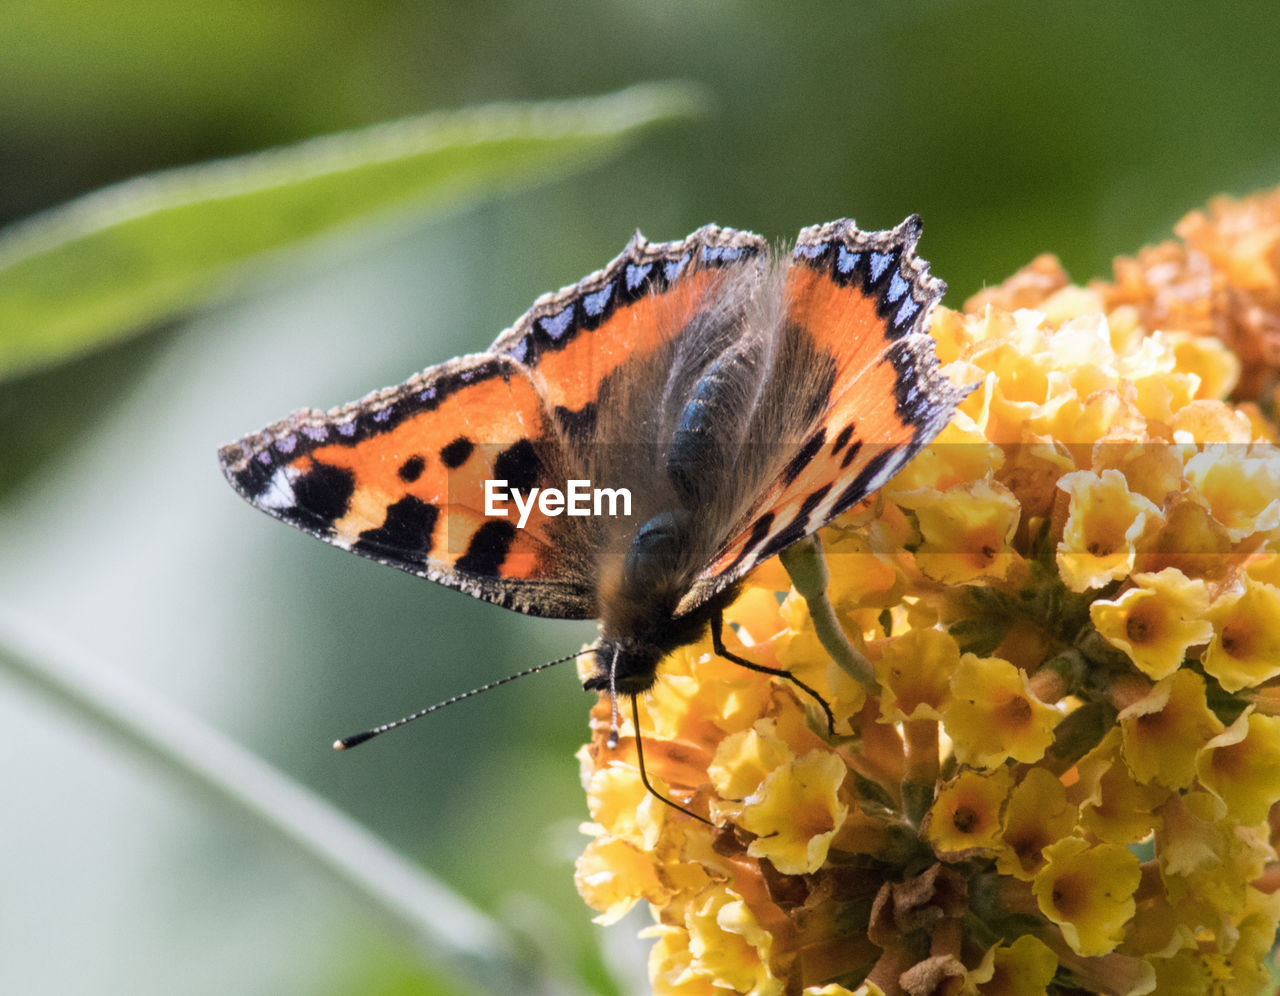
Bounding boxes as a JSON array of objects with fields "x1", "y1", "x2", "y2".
[{"x1": 666, "y1": 347, "x2": 757, "y2": 505}]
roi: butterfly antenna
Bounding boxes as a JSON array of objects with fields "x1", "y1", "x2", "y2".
[
  {"x1": 628, "y1": 694, "x2": 713, "y2": 827},
  {"x1": 334, "y1": 647, "x2": 592, "y2": 750}
]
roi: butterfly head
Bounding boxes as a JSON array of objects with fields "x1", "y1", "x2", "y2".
[
  {"x1": 582, "y1": 589, "x2": 733, "y2": 702},
  {"x1": 581, "y1": 637, "x2": 664, "y2": 696}
]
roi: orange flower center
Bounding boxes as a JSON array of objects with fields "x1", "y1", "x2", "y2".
[
  {"x1": 1220, "y1": 623, "x2": 1256, "y2": 659},
  {"x1": 1008, "y1": 831, "x2": 1047, "y2": 872},
  {"x1": 1125, "y1": 609, "x2": 1156, "y2": 644},
  {"x1": 1001, "y1": 695, "x2": 1033, "y2": 726},
  {"x1": 1049, "y1": 873, "x2": 1086, "y2": 918},
  {"x1": 1209, "y1": 742, "x2": 1245, "y2": 778}
]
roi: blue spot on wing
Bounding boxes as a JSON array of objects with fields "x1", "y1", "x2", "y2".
[
  {"x1": 837, "y1": 245, "x2": 860, "y2": 274},
  {"x1": 869, "y1": 251, "x2": 893, "y2": 281},
  {"x1": 701, "y1": 245, "x2": 744, "y2": 264},
  {"x1": 583, "y1": 282, "x2": 614, "y2": 317},
  {"x1": 663, "y1": 251, "x2": 691, "y2": 281},
  {"x1": 625, "y1": 262, "x2": 652, "y2": 291},
  {"x1": 894, "y1": 297, "x2": 919, "y2": 327},
  {"x1": 540, "y1": 305, "x2": 574, "y2": 340},
  {"x1": 887, "y1": 271, "x2": 909, "y2": 303}
]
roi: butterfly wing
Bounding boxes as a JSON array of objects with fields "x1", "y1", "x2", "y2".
[
  {"x1": 677, "y1": 216, "x2": 971, "y2": 613},
  {"x1": 219, "y1": 225, "x2": 767, "y2": 620},
  {"x1": 219, "y1": 352, "x2": 597, "y2": 617},
  {"x1": 490, "y1": 224, "x2": 768, "y2": 464}
]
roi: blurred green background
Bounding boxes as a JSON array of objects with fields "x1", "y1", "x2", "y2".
[{"x1": 3, "y1": 2, "x2": 1280, "y2": 993}]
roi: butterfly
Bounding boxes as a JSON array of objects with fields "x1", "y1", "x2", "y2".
[{"x1": 219, "y1": 215, "x2": 967, "y2": 751}]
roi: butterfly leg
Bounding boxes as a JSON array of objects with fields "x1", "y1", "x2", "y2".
[
  {"x1": 627, "y1": 694, "x2": 713, "y2": 826},
  {"x1": 710, "y1": 610, "x2": 836, "y2": 736},
  {"x1": 778, "y1": 534, "x2": 875, "y2": 690}
]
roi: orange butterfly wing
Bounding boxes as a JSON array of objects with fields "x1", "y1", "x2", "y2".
[
  {"x1": 681, "y1": 216, "x2": 970, "y2": 612},
  {"x1": 219, "y1": 226, "x2": 765, "y2": 619},
  {"x1": 219, "y1": 353, "x2": 592, "y2": 616}
]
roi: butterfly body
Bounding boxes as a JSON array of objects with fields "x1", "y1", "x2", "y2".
[{"x1": 220, "y1": 216, "x2": 968, "y2": 700}]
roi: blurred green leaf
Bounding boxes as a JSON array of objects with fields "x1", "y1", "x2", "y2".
[
  {"x1": 0, "y1": 81, "x2": 705, "y2": 381},
  {"x1": 0, "y1": 607, "x2": 593, "y2": 996}
]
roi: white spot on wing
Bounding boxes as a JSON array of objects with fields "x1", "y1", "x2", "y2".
[{"x1": 258, "y1": 466, "x2": 300, "y2": 510}]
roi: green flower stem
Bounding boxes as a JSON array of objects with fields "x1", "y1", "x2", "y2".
[
  {"x1": 779, "y1": 534, "x2": 876, "y2": 689},
  {"x1": 0, "y1": 607, "x2": 586, "y2": 996}
]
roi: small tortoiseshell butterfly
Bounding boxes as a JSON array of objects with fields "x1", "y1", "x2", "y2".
[{"x1": 219, "y1": 216, "x2": 967, "y2": 733}]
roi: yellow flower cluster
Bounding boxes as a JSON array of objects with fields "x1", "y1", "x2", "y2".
[
  {"x1": 972, "y1": 185, "x2": 1280, "y2": 405},
  {"x1": 575, "y1": 188, "x2": 1280, "y2": 996}
]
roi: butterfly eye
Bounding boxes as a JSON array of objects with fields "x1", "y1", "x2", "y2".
[{"x1": 623, "y1": 509, "x2": 694, "y2": 588}]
